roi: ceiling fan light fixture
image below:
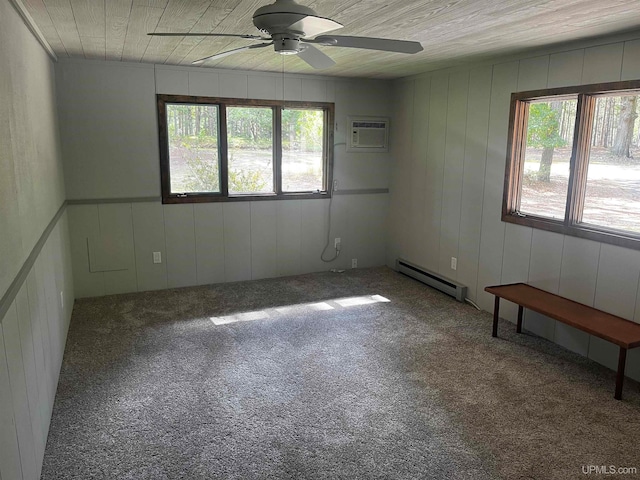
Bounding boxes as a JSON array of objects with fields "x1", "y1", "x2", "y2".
[{"x1": 274, "y1": 36, "x2": 301, "y2": 55}]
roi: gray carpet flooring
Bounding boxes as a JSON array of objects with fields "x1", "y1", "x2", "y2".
[{"x1": 41, "y1": 267, "x2": 640, "y2": 479}]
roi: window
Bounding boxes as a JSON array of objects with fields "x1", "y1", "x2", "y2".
[
  {"x1": 226, "y1": 106, "x2": 274, "y2": 195},
  {"x1": 157, "y1": 95, "x2": 334, "y2": 203},
  {"x1": 282, "y1": 108, "x2": 325, "y2": 192},
  {"x1": 503, "y1": 80, "x2": 640, "y2": 250}
]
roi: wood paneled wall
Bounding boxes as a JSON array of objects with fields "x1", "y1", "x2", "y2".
[
  {"x1": 58, "y1": 61, "x2": 393, "y2": 298},
  {"x1": 67, "y1": 196, "x2": 388, "y2": 297},
  {"x1": 0, "y1": 3, "x2": 74, "y2": 479},
  {"x1": 388, "y1": 37, "x2": 640, "y2": 381},
  {"x1": 0, "y1": 215, "x2": 74, "y2": 480}
]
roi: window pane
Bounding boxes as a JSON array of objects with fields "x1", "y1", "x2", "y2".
[
  {"x1": 227, "y1": 107, "x2": 274, "y2": 194},
  {"x1": 167, "y1": 103, "x2": 220, "y2": 193},
  {"x1": 282, "y1": 109, "x2": 324, "y2": 192},
  {"x1": 519, "y1": 98, "x2": 577, "y2": 220},
  {"x1": 581, "y1": 94, "x2": 640, "y2": 233}
]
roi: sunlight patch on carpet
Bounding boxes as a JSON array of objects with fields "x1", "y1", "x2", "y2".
[{"x1": 210, "y1": 295, "x2": 390, "y2": 325}]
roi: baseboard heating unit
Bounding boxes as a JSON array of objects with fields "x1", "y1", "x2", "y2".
[{"x1": 396, "y1": 258, "x2": 467, "y2": 302}]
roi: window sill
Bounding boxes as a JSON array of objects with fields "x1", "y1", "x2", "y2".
[{"x1": 162, "y1": 191, "x2": 331, "y2": 204}]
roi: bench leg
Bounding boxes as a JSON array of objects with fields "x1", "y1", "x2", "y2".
[
  {"x1": 615, "y1": 347, "x2": 627, "y2": 400},
  {"x1": 516, "y1": 305, "x2": 523, "y2": 333},
  {"x1": 492, "y1": 296, "x2": 500, "y2": 338}
]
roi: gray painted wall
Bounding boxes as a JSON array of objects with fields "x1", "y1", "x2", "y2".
[
  {"x1": 56, "y1": 61, "x2": 392, "y2": 297},
  {"x1": 388, "y1": 34, "x2": 640, "y2": 381},
  {"x1": 0, "y1": 4, "x2": 65, "y2": 300},
  {"x1": 0, "y1": 2, "x2": 74, "y2": 479}
]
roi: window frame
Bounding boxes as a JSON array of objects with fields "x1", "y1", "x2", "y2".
[
  {"x1": 503, "y1": 79, "x2": 640, "y2": 251},
  {"x1": 157, "y1": 94, "x2": 334, "y2": 204}
]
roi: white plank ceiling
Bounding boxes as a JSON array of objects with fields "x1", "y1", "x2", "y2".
[{"x1": 18, "y1": 0, "x2": 640, "y2": 78}]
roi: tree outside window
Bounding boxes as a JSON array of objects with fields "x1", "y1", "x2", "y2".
[
  {"x1": 503, "y1": 80, "x2": 640, "y2": 250},
  {"x1": 157, "y1": 95, "x2": 334, "y2": 203}
]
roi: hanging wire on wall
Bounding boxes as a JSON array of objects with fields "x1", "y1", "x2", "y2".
[
  {"x1": 320, "y1": 188, "x2": 340, "y2": 263},
  {"x1": 320, "y1": 141, "x2": 345, "y2": 263}
]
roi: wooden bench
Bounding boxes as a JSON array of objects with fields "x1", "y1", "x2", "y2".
[{"x1": 484, "y1": 283, "x2": 640, "y2": 400}]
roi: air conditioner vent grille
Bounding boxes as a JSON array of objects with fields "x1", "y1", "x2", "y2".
[{"x1": 347, "y1": 116, "x2": 389, "y2": 152}]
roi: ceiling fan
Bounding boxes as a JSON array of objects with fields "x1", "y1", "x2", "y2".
[{"x1": 148, "y1": 0, "x2": 423, "y2": 69}]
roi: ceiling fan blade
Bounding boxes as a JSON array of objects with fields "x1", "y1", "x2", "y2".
[
  {"x1": 287, "y1": 16, "x2": 343, "y2": 38},
  {"x1": 192, "y1": 42, "x2": 273, "y2": 65},
  {"x1": 297, "y1": 44, "x2": 336, "y2": 70},
  {"x1": 312, "y1": 35, "x2": 423, "y2": 54},
  {"x1": 148, "y1": 33, "x2": 266, "y2": 40}
]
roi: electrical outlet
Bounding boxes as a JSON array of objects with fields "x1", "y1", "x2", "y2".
[
  {"x1": 334, "y1": 238, "x2": 341, "y2": 249},
  {"x1": 333, "y1": 179, "x2": 338, "y2": 192},
  {"x1": 153, "y1": 251, "x2": 162, "y2": 264},
  {"x1": 352, "y1": 258, "x2": 358, "y2": 268},
  {"x1": 450, "y1": 257, "x2": 457, "y2": 270}
]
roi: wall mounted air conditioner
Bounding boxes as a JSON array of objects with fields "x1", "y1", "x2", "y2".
[{"x1": 347, "y1": 116, "x2": 389, "y2": 153}]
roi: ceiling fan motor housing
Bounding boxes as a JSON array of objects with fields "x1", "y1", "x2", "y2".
[{"x1": 252, "y1": 0, "x2": 317, "y2": 36}]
